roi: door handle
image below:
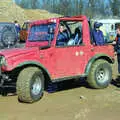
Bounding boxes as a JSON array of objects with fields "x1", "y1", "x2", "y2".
[
  {"x1": 40, "y1": 54, "x2": 44, "y2": 59},
  {"x1": 91, "y1": 48, "x2": 94, "y2": 51}
]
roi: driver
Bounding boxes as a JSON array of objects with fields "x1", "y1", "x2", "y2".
[{"x1": 56, "y1": 24, "x2": 69, "y2": 46}]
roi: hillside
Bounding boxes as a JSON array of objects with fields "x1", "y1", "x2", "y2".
[{"x1": 0, "y1": 0, "x2": 60, "y2": 25}]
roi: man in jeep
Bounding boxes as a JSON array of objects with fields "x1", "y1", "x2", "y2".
[{"x1": 56, "y1": 24, "x2": 69, "y2": 46}]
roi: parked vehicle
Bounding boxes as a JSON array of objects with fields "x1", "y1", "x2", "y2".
[
  {"x1": 93, "y1": 19, "x2": 120, "y2": 42},
  {"x1": 0, "y1": 15, "x2": 115, "y2": 103},
  {"x1": 0, "y1": 22, "x2": 18, "y2": 48}
]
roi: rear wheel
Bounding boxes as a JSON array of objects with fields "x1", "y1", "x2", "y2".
[
  {"x1": 17, "y1": 67, "x2": 44, "y2": 103},
  {"x1": 87, "y1": 60, "x2": 112, "y2": 89}
]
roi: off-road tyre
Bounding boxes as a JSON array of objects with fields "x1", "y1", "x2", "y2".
[
  {"x1": 17, "y1": 67, "x2": 44, "y2": 103},
  {"x1": 87, "y1": 59, "x2": 112, "y2": 89}
]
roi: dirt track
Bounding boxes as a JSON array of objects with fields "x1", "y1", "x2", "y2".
[{"x1": 0, "y1": 58, "x2": 120, "y2": 120}]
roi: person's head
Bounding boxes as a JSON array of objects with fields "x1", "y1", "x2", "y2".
[
  {"x1": 59, "y1": 25, "x2": 64, "y2": 33},
  {"x1": 116, "y1": 26, "x2": 120, "y2": 35},
  {"x1": 94, "y1": 22, "x2": 103, "y2": 30},
  {"x1": 14, "y1": 20, "x2": 18, "y2": 24}
]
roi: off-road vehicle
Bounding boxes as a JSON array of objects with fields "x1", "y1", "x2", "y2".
[{"x1": 0, "y1": 15, "x2": 115, "y2": 103}]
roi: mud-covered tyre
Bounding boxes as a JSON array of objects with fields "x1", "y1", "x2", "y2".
[
  {"x1": 17, "y1": 67, "x2": 44, "y2": 103},
  {"x1": 87, "y1": 60, "x2": 112, "y2": 89}
]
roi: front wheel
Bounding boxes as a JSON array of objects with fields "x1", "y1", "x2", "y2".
[
  {"x1": 87, "y1": 60, "x2": 112, "y2": 89},
  {"x1": 17, "y1": 67, "x2": 44, "y2": 103}
]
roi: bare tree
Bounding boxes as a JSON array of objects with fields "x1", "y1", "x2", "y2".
[
  {"x1": 15, "y1": 0, "x2": 120, "y2": 18},
  {"x1": 31, "y1": 0, "x2": 38, "y2": 9},
  {"x1": 110, "y1": 0, "x2": 120, "y2": 16}
]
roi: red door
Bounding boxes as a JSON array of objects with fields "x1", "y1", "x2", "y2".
[{"x1": 53, "y1": 45, "x2": 87, "y2": 79}]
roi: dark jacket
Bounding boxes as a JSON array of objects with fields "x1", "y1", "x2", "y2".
[
  {"x1": 92, "y1": 29, "x2": 105, "y2": 45},
  {"x1": 15, "y1": 24, "x2": 21, "y2": 33},
  {"x1": 115, "y1": 34, "x2": 120, "y2": 54},
  {"x1": 56, "y1": 31, "x2": 69, "y2": 46}
]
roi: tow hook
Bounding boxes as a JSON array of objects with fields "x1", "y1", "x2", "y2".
[{"x1": 0, "y1": 67, "x2": 11, "y2": 87}]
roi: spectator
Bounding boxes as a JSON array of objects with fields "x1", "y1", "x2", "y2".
[
  {"x1": 14, "y1": 20, "x2": 21, "y2": 34},
  {"x1": 92, "y1": 22, "x2": 105, "y2": 45},
  {"x1": 114, "y1": 26, "x2": 120, "y2": 74}
]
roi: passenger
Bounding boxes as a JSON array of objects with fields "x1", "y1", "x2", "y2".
[
  {"x1": 92, "y1": 22, "x2": 105, "y2": 45},
  {"x1": 74, "y1": 26, "x2": 82, "y2": 45},
  {"x1": 67, "y1": 26, "x2": 82, "y2": 46},
  {"x1": 56, "y1": 24, "x2": 69, "y2": 46}
]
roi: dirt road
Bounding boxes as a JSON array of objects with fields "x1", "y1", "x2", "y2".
[
  {"x1": 0, "y1": 59, "x2": 120, "y2": 120},
  {"x1": 0, "y1": 83, "x2": 120, "y2": 120}
]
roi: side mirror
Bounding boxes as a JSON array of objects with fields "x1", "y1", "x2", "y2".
[{"x1": 48, "y1": 27, "x2": 54, "y2": 34}]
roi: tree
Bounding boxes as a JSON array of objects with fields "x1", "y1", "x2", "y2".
[
  {"x1": 31, "y1": 0, "x2": 38, "y2": 9},
  {"x1": 110, "y1": 0, "x2": 120, "y2": 16},
  {"x1": 16, "y1": 0, "x2": 39, "y2": 9},
  {"x1": 15, "y1": 0, "x2": 120, "y2": 18}
]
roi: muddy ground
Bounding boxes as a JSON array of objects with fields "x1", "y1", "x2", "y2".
[{"x1": 0, "y1": 57, "x2": 120, "y2": 120}]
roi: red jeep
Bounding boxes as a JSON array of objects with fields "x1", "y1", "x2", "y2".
[{"x1": 0, "y1": 15, "x2": 115, "y2": 103}]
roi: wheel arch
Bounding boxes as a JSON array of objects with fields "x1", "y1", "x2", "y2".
[
  {"x1": 15, "y1": 61, "x2": 52, "y2": 83},
  {"x1": 85, "y1": 54, "x2": 114, "y2": 75}
]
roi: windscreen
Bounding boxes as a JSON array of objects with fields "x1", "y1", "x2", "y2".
[{"x1": 28, "y1": 23, "x2": 56, "y2": 42}]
